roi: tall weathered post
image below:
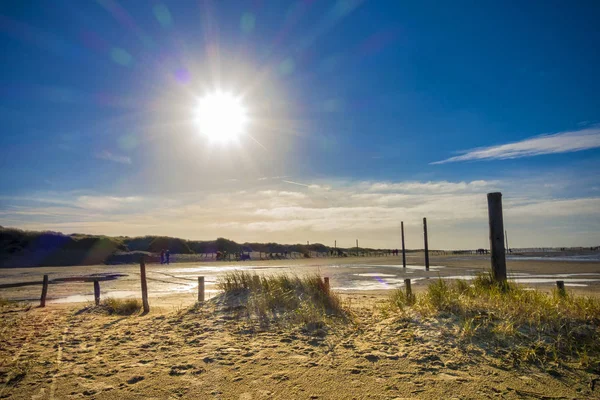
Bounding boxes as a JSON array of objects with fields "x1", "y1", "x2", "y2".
[
  {"x1": 140, "y1": 258, "x2": 150, "y2": 313},
  {"x1": 423, "y1": 217, "x2": 430, "y2": 271},
  {"x1": 40, "y1": 274, "x2": 49, "y2": 307},
  {"x1": 356, "y1": 239, "x2": 359, "y2": 256},
  {"x1": 487, "y1": 192, "x2": 507, "y2": 283},
  {"x1": 401, "y1": 221, "x2": 406, "y2": 268}
]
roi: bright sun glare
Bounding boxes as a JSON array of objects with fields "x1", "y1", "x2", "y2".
[{"x1": 195, "y1": 91, "x2": 248, "y2": 143}]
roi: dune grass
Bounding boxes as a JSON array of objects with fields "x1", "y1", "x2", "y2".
[
  {"x1": 388, "y1": 273, "x2": 600, "y2": 367},
  {"x1": 98, "y1": 297, "x2": 142, "y2": 315},
  {"x1": 217, "y1": 271, "x2": 346, "y2": 329},
  {"x1": 0, "y1": 297, "x2": 10, "y2": 307}
]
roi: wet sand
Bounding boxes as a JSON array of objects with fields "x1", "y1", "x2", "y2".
[{"x1": 1, "y1": 253, "x2": 599, "y2": 307}]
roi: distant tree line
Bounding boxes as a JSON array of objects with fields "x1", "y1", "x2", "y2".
[{"x1": 0, "y1": 227, "x2": 394, "y2": 268}]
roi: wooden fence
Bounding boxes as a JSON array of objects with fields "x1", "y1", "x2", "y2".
[{"x1": 0, "y1": 191, "x2": 539, "y2": 309}]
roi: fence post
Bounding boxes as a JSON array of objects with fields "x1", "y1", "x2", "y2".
[
  {"x1": 487, "y1": 192, "x2": 507, "y2": 283},
  {"x1": 556, "y1": 280, "x2": 565, "y2": 295},
  {"x1": 140, "y1": 258, "x2": 150, "y2": 313},
  {"x1": 198, "y1": 276, "x2": 205, "y2": 302},
  {"x1": 40, "y1": 274, "x2": 49, "y2": 307},
  {"x1": 93, "y1": 280, "x2": 100, "y2": 306},
  {"x1": 401, "y1": 221, "x2": 406, "y2": 269},
  {"x1": 404, "y1": 278, "x2": 412, "y2": 302},
  {"x1": 423, "y1": 217, "x2": 429, "y2": 271},
  {"x1": 324, "y1": 277, "x2": 330, "y2": 292}
]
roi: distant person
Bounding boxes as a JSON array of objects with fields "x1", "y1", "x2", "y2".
[
  {"x1": 166, "y1": 249, "x2": 170, "y2": 265},
  {"x1": 160, "y1": 249, "x2": 165, "y2": 264}
]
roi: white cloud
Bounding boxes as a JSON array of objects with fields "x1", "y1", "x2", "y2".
[
  {"x1": 432, "y1": 127, "x2": 600, "y2": 164},
  {"x1": 96, "y1": 150, "x2": 132, "y2": 164},
  {"x1": 2, "y1": 179, "x2": 599, "y2": 249},
  {"x1": 366, "y1": 180, "x2": 498, "y2": 193},
  {"x1": 508, "y1": 198, "x2": 600, "y2": 218}
]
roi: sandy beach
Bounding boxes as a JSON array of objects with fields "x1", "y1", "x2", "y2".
[
  {"x1": 0, "y1": 291, "x2": 598, "y2": 399},
  {"x1": 3, "y1": 0, "x2": 600, "y2": 397},
  {"x1": 1, "y1": 254, "x2": 600, "y2": 399}
]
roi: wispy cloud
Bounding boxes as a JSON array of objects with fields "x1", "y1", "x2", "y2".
[
  {"x1": 2, "y1": 178, "x2": 600, "y2": 248},
  {"x1": 432, "y1": 127, "x2": 600, "y2": 164},
  {"x1": 96, "y1": 150, "x2": 132, "y2": 164},
  {"x1": 282, "y1": 179, "x2": 311, "y2": 187},
  {"x1": 76, "y1": 196, "x2": 143, "y2": 211},
  {"x1": 366, "y1": 180, "x2": 498, "y2": 193}
]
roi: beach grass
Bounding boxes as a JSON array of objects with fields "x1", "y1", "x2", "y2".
[
  {"x1": 387, "y1": 273, "x2": 600, "y2": 367},
  {"x1": 98, "y1": 297, "x2": 142, "y2": 315},
  {"x1": 217, "y1": 271, "x2": 346, "y2": 328}
]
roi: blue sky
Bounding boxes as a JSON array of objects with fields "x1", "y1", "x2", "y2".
[{"x1": 1, "y1": 0, "x2": 599, "y2": 248}]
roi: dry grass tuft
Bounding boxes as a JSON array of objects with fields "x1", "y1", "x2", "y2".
[
  {"x1": 217, "y1": 271, "x2": 346, "y2": 329},
  {"x1": 98, "y1": 298, "x2": 142, "y2": 315},
  {"x1": 388, "y1": 273, "x2": 600, "y2": 367},
  {"x1": 0, "y1": 297, "x2": 10, "y2": 307}
]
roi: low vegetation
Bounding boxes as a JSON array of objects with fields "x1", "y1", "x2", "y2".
[
  {"x1": 1, "y1": 226, "x2": 395, "y2": 267},
  {"x1": 387, "y1": 273, "x2": 600, "y2": 368},
  {"x1": 97, "y1": 298, "x2": 142, "y2": 315},
  {"x1": 217, "y1": 271, "x2": 346, "y2": 329}
]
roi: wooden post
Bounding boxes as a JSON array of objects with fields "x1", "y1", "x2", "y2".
[
  {"x1": 198, "y1": 276, "x2": 205, "y2": 302},
  {"x1": 423, "y1": 217, "x2": 429, "y2": 271},
  {"x1": 93, "y1": 280, "x2": 100, "y2": 306},
  {"x1": 40, "y1": 274, "x2": 49, "y2": 307},
  {"x1": 324, "y1": 277, "x2": 330, "y2": 292},
  {"x1": 404, "y1": 278, "x2": 412, "y2": 302},
  {"x1": 505, "y1": 230, "x2": 510, "y2": 253},
  {"x1": 140, "y1": 258, "x2": 150, "y2": 313},
  {"x1": 487, "y1": 192, "x2": 507, "y2": 283},
  {"x1": 401, "y1": 221, "x2": 406, "y2": 269},
  {"x1": 556, "y1": 280, "x2": 565, "y2": 295}
]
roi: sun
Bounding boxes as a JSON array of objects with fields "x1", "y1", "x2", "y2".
[{"x1": 194, "y1": 91, "x2": 248, "y2": 143}]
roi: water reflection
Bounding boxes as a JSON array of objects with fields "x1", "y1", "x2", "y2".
[{"x1": 39, "y1": 262, "x2": 600, "y2": 303}]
